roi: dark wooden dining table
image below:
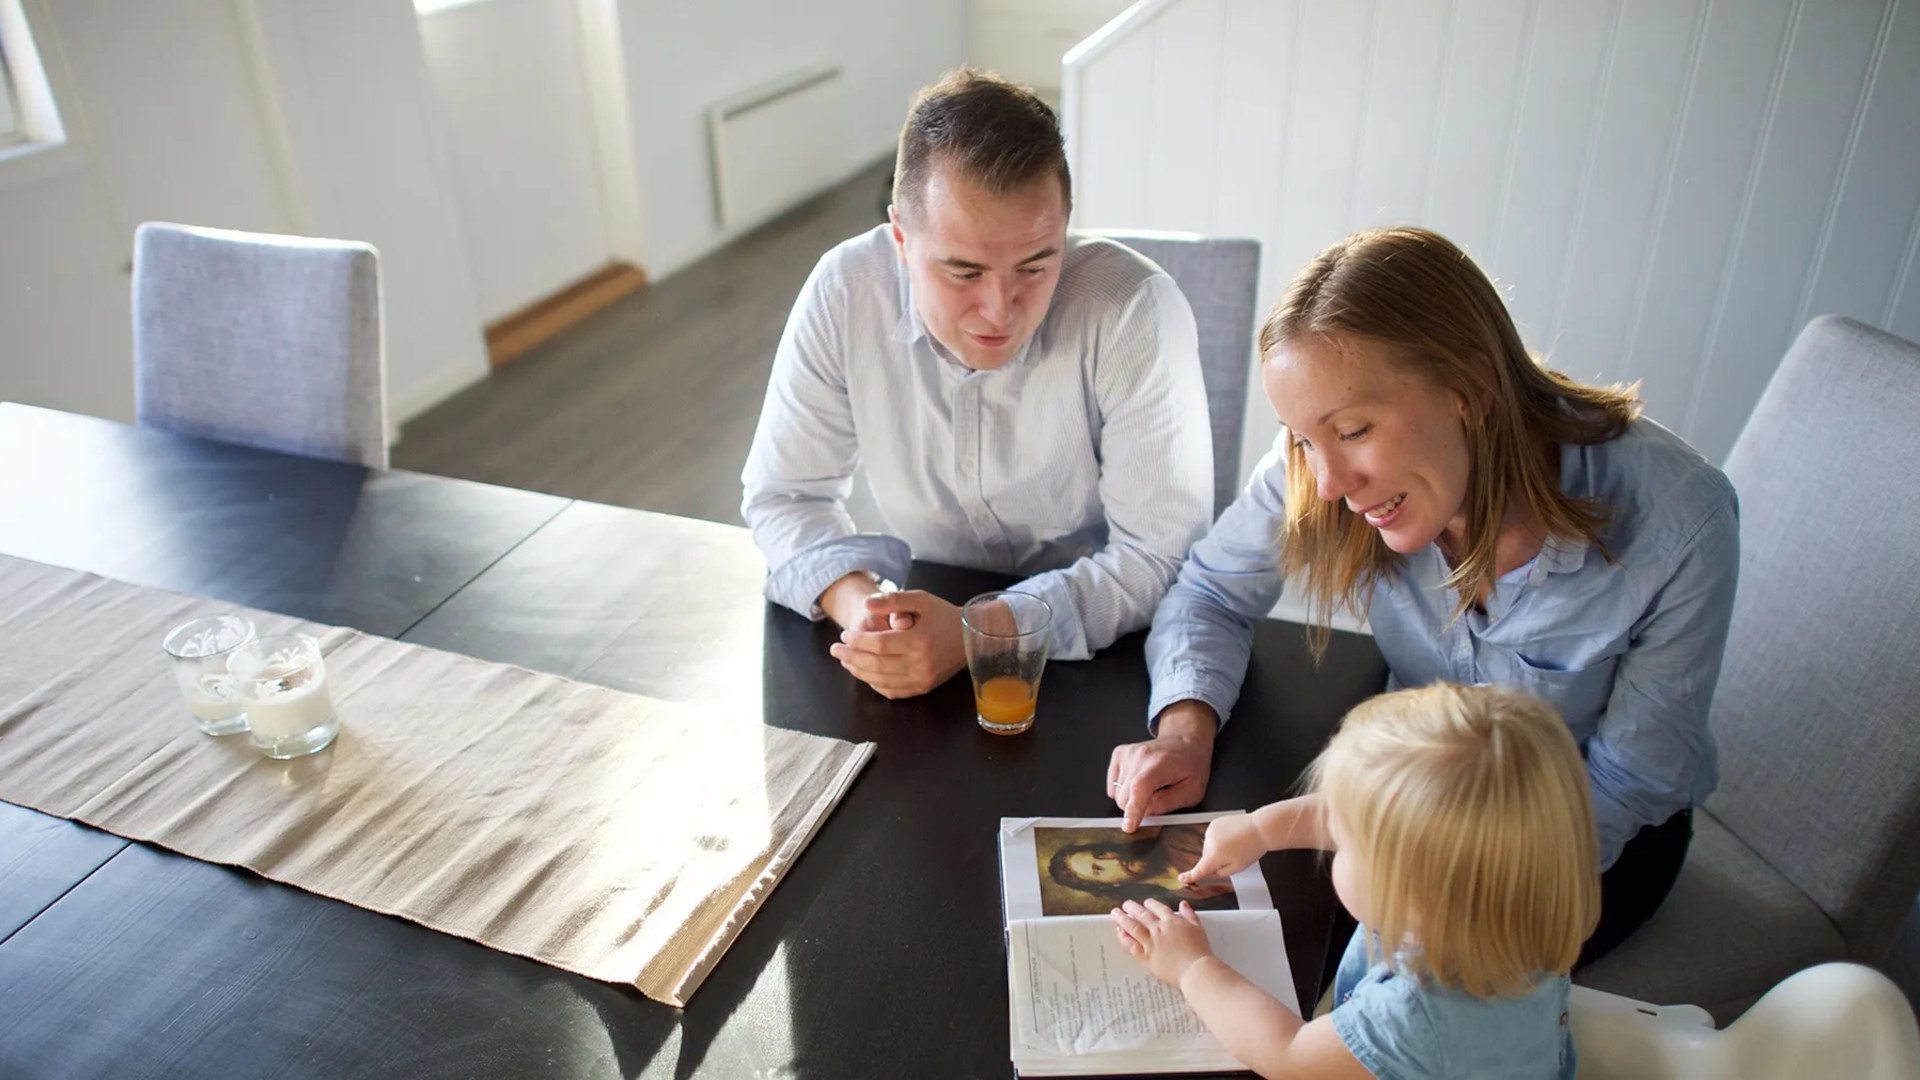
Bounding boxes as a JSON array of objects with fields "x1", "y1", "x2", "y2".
[{"x1": 0, "y1": 402, "x2": 1386, "y2": 1079}]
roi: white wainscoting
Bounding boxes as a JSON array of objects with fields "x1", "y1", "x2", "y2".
[{"x1": 1065, "y1": 0, "x2": 1920, "y2": 480}]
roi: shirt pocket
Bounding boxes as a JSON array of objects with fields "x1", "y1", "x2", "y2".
[{"x1": 1482, "y1": 648, "x2": 1618, "y2": 730}]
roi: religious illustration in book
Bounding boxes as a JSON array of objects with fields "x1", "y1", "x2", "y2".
[
  {"x1": 1033, "y1": 822, "x2": 1237, "y2": 916},
  {"x1": 999, "y1": 814, "x2": 1296, "y2": 1075}
]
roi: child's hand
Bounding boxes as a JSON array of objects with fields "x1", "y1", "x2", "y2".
[
  {"x1": 1181, "y1": 813, "x2": 1266, "y2": 881},
  {"x1": 1111, "y1": 899, "x2": 1214, "y2": 986}
]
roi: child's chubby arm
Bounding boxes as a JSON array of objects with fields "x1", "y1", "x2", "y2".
[
  {"x1": 1180, "y1": 792, "x2": 1335, "y2": 883},
  {"x1": 1111, "y1": 898, "x2": 1371, "y2": 1080}
]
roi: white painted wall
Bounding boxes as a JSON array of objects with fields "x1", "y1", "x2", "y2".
[
  {"x1": 242, "y1": 0, "x2": 489, "y2": 423},
  {"x1": 0, "y1": 0, "x2": 967, "y2": 427},
  {"x1": 56, "y1": 0, "x2": 290, "y2": 236},
  {"x1": 1066, "y1": 0, "x2": 1920, "y2": 479},
  {"x1": 0, "y1": 0, "x2": 488, "y2": 427},
  {"x1": 618, "y1": 0, "x2": 968, "y2": 278},
  {"x1": 0, "y1": 0, "x2": 288, "y2": 423},
  {"x1": 419, "y1": 0, "x2": 609, "y2": 322},
  {"x1": 966, "y1": 0, "x2": 1131, "y2": 97}
]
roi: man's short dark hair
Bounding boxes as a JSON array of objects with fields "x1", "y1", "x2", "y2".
[{"x1": 892, "y1": 69, "x2": 1072, "y2": 220}]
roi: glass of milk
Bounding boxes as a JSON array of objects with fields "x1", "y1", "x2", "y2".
[
  {"x1": 228, "y1": 633, "x2": 338, "y2": 759},
  {"x1": 162, "y1": 614, "x2": 257, "y2": 736}
]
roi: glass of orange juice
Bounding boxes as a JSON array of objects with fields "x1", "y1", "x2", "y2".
[{"x1": 961, "y1": 591, "x2": 1051, "y2": 735}]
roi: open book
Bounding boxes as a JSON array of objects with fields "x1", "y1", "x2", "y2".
[{"x1": 999, "y1": 812, "x2": 1300, "y2": 1077}]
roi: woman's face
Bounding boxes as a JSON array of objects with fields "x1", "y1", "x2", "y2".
[{"x1": 1263, "y1": 334, "x2": 1475, "y2": 555}]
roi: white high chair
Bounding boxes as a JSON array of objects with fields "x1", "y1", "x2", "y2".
[{"x1": 1573, "y1": 963, "x2": 1920, "y2": 1080}]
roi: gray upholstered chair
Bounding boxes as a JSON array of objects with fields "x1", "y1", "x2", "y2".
[
  {"x1": 1091, "y1": 230, "x2": 1261, "y2": 518},
  {"x1": 1577, "y1": 315, "x2": 1920, "y2": 1023},
  {"x1": 132, "y1": 221, "x2": 388, "y2": 469}
]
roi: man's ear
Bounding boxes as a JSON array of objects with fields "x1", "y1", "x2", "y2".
[{"x1": 888, "y1": 203, "x2": 906, "y2": 258}]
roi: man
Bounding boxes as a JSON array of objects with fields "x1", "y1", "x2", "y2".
[{"x1": 740, "y1": 69, "x2": 1212, "y2": 699}]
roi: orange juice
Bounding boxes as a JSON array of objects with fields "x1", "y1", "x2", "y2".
[{"x1": 975, "y1": 675, "x2": 1037, "y2": 734}]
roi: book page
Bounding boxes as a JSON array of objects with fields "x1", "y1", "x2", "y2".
[
  {"x1": 1000, "y1": 813, "x2": 1273, "y2": 924},
  {"x1": 1008, "y1": 911, "x2": 1299, "y2": 1063}
]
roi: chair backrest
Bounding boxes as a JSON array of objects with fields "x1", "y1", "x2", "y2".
[
  {"x1": 1572, "y1": 963, "x2": 1920, "y2": 1080},
  {"x1": 1704, "y1": 315, "x2": 1920, "y2": 958},
  {"x1": 1089, "y1": 231, "x2": 1260, "y2": 518},
  {"x1": 133, "y1": 221, "x2": 388, "y2": 469}
]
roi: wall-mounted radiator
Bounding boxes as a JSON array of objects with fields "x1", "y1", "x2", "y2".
[{"x1": 708, "y1": 64, "x2": 847, "y2": 233}]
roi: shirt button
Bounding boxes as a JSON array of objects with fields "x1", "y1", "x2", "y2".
[{"x1": 957, "y1": 459, "x2": 973, "y2": 477}]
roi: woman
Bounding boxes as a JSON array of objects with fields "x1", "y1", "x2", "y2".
[{"x1": 1107, "y1": 227, "x2": 1738, "y2": 963}]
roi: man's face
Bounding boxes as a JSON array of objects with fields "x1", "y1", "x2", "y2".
[
  {"x1": 1064, "y1": 847, "x2": 1146, "y2": 885},
  {"x1": 890, "y1": 160, "x2": 1068, "y2": 371}
]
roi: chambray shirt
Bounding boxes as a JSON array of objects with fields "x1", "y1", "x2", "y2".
[
  {"x1": 741, "y1": 224, "x2": 1214, "y2": 660},
  {"x1": 1330, "y1": 926, "x2": 1576, "y2": 1080},
  {"x1": 1146, "y1": 418, "x2": 1739, "y2": 866}
]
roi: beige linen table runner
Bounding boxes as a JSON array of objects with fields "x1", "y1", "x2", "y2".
[{"x1": 0, "y1": 555, "x2": 873, "y2": 1006}]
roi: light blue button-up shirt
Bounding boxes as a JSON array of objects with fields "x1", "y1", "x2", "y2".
[
  {"x1": 1147, "y1": 418, "x2": 1739, "y2": 866},
  {"x1": 741, "y1": 225, "x2": 1214, "y2": 660}
]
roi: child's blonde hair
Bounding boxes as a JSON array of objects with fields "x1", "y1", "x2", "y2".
[{"x1": 1308, "y1": 682, "x2": 1600, "y2": 997}]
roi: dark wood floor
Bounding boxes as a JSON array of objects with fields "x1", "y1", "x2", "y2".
[{"x1": 395, "y1": 160, "x2": 893, "y2": 527}]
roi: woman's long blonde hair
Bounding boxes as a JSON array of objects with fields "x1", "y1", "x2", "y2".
[
  {"x1": 1309, "y1": 683, "x2": 1600, "y2": 997},
  {"x1": 1266, "y1": 227, "x2": 1641, "y2": 652}
]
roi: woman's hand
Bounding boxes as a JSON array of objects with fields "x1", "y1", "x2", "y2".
[
  {"x1": 1112, "y1": 899, "x2": 1214, "y2": 986},
  {"x1": 1180, "y1": 813, "x2": 1268, "y2": 882},
  {"x1": 1108, "y1": 702, "x2": 1217, "y2": 831}
]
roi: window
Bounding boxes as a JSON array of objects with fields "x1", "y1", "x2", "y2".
[
  {"x1": 0, "y1": 0, "x2": 70, "y2": 166},
  {"x1": 0, "y1": 26, "x2": 21, "y2": 148}
]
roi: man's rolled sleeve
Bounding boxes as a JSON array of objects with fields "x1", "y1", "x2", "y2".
[
  {"x1": 765, "y1": 534, "x2": 913, "y2": 621},
  {"x1": 741, "y1": 251, "x2": 912, "y2": 617}
]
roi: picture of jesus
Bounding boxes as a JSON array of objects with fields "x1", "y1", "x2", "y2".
[{"x1": 1033, "y1": 822, "x2": 1239, "y2": 917}]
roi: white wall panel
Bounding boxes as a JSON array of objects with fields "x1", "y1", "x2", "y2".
[
  {"x1": 419, "y1": 0, "x2": 608, "y2": 322},
  {"x1": 1071, "y1": 24, "x2": 1156, "y2": 228},
  {"x1": 1422, "y1": 0, "x2": 1531, "y2": 255},
  {"x1": 1268, "y1": 1, "x2": 1371, "y2": 280},
  {"x1": 1805, "y1": 0, "x2": 1920, "y2": 344},
  {"x1": 1618, "y1": 0, "x2": 1790, "y2": 439},
  {"x1": 1348, "y1": 0, "x2": 1449, "y2": 231},
  {"x1": 1209, "y1": 0, "x2": 1299, "y2": 455},
  {"x1": 1142, "y1": 0, "x2": 1224, "y2": 235},
  {"x1": 1687, "y1": 0, "x2": 1893, "y2": 458},
  {"x1": 1550, "y1": 0, "x2": 1704, "y2": 384},
  {"x1": 1489, "y1": 0, "x2": 1614, "y2": 347},
  {"x1": 1066, "y1": 0, "x2": 1920, "y2": 479}
]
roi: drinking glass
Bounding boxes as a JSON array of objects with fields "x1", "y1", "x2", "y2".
[
  {"x1": 961, "y1": 591, "x2": 1051, "y2": 736},
  {"x1": 228, "y1": 633, "x2": 339, "y2": 759},
  {"x1": 162, "y1": 614, "x2": 257, "y2": 736}
]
